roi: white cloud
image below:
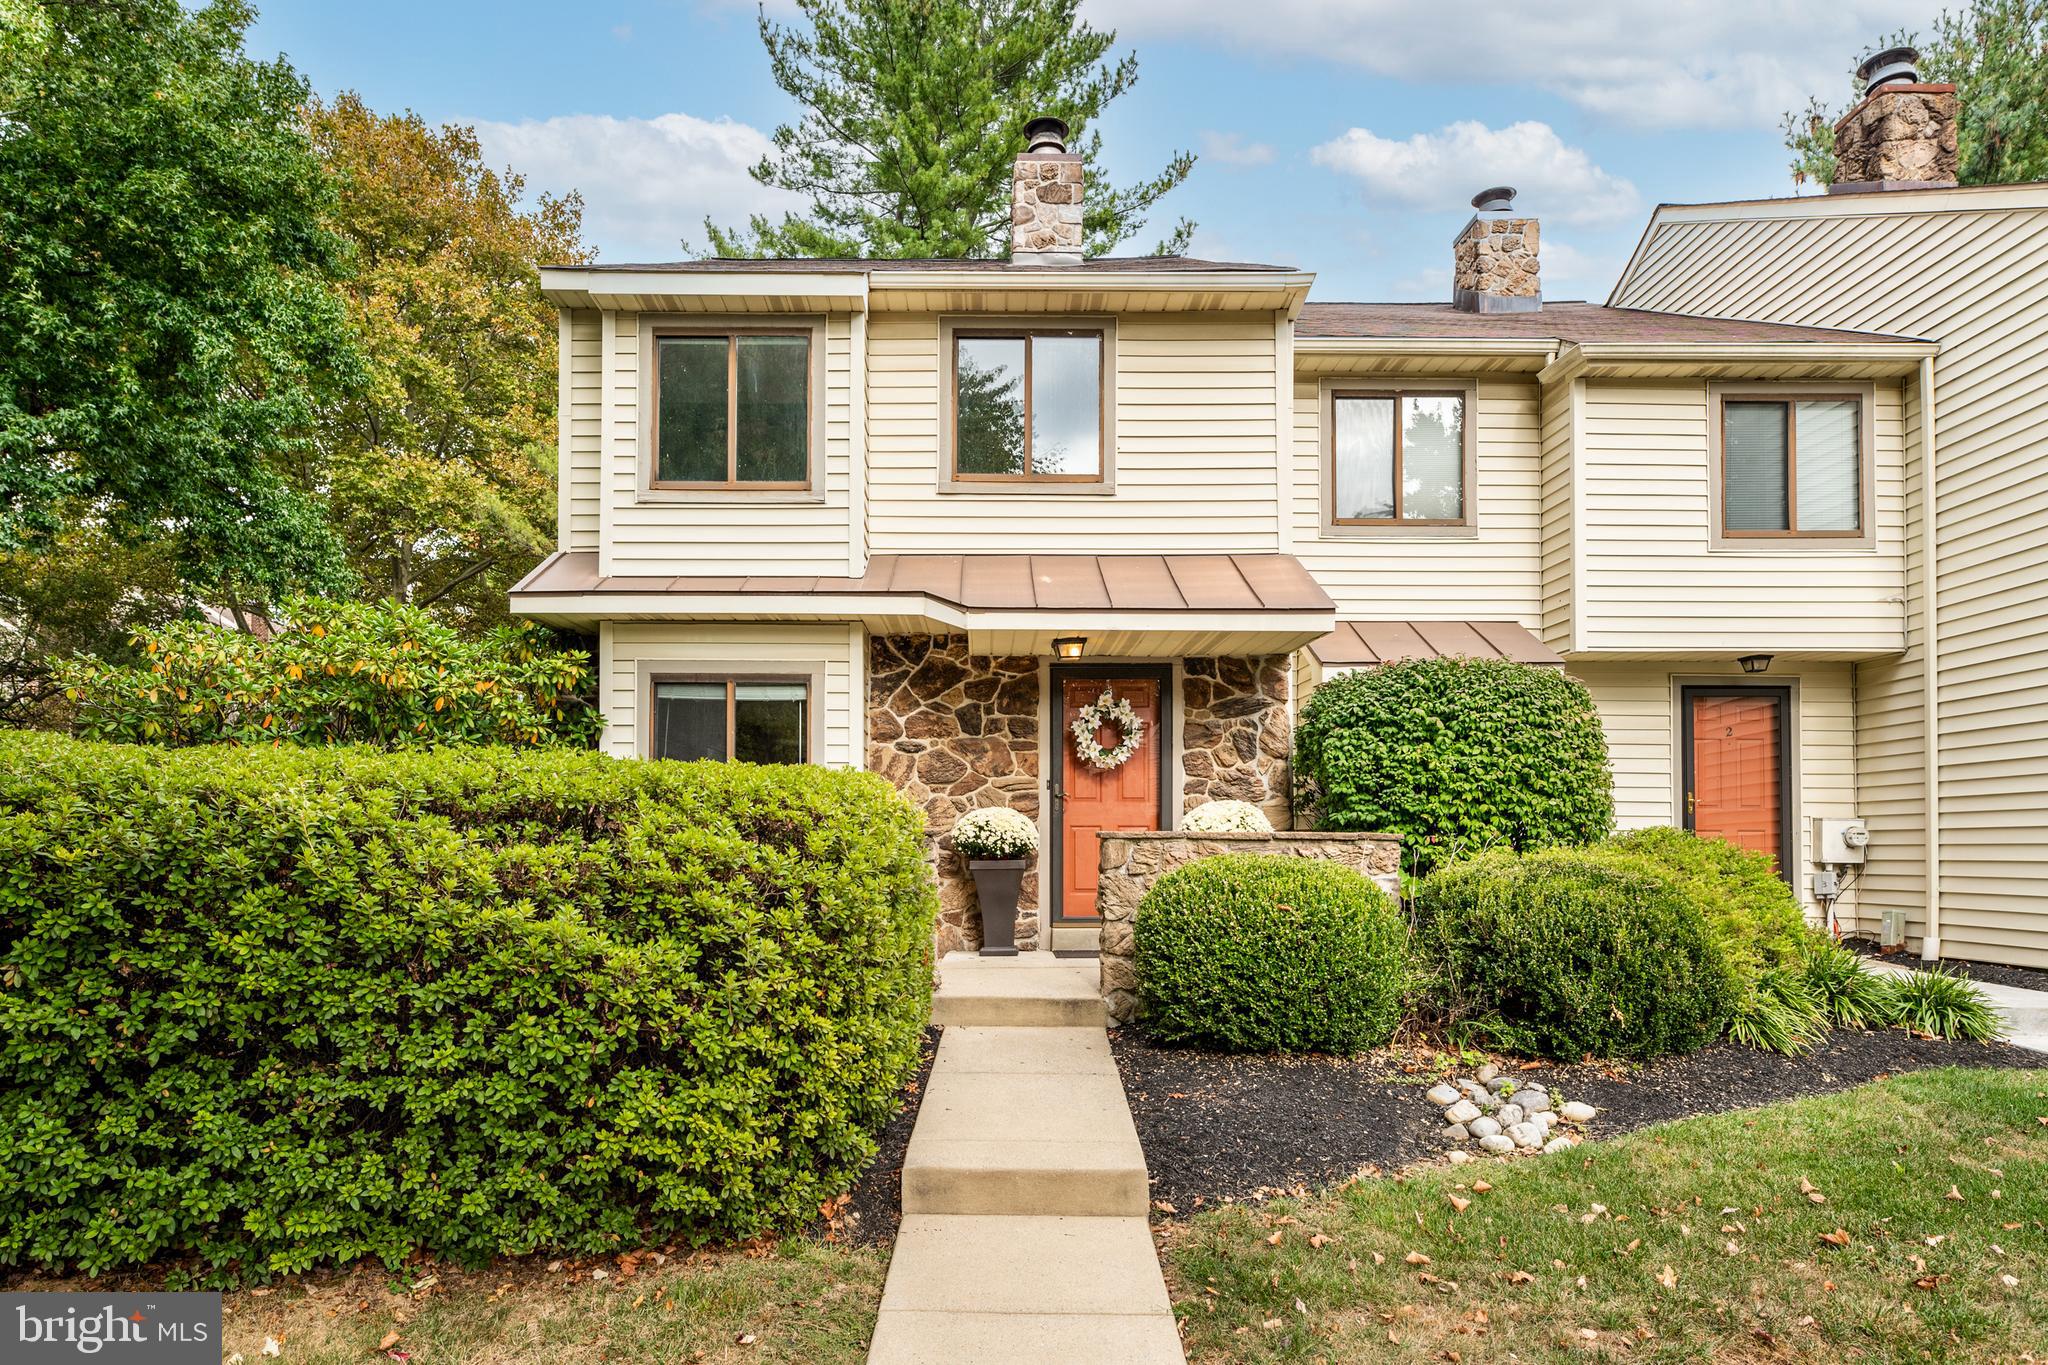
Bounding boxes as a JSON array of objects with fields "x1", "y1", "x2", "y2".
[
  {"x1": 471, "y1": 112, "x2": 806, "y2": 262},
  {"x1": 1199, "y1": 130, "x2": 1276, "y2": 167},
  {"x1": 1090, "y1": 0, "x2": 1927, "y2": 129},
  {"x1": 1312, "y1": 120, "x2": 1639, "y2": 225}
]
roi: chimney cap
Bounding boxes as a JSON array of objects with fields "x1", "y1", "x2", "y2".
[
  {"x1": 1023, "y1": 116, "x2": 1070, "y2": 155},
  {"x1": 1857, "y1": 45, "x2": 1921, "y2": 90},
  {"x1": 1471, "y1": 186, "x2": 1518, "y2": 211}
]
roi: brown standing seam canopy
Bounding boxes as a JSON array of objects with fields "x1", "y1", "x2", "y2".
[
  {"x1": 510, "y1": 551, "x2": 1336, "y2": 614},
  {"x1": 1309, "y1": 620, "x2": 1562, "y2": 667}
]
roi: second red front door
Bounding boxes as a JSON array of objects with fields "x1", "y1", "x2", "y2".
[{"x1": 1687, "y1": 689, "x2": 1785, "y2": 872}]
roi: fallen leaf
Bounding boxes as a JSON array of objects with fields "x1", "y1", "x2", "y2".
[
  {"x1": 1471, "y1": 1181, "x2": 1492, "y2": 1193},
  {"x1": 378, "y1": 1333, "x2": 401, "y2": 1352},
  {"x1": 1405, "y1": 1252, "x2": 1432, "y2": 1266},
  {"x1": 1580, "y1": 1328, "x2": 1599, "y2": 1340},
  {"x1": 2001, "y1": 1274, "x2": 2021, "y2": 1288},
  {"x1": 1925, "y1": 1235, "x2": 1946, "y2": 1247},
  {"x1": 261, "y1": 1340, "x2": 281, "y2": 1359},
  {"x1": 1724, "y1": 1239, "x2": 1741, "y2": 1255},
  {"x1": 1800, "y1": 1177, "x2": 1826, "y2": 1205},
  {"x1": 1507, "y1": 1269, "x2": 1536, "y2": 1284},
  {"x1": 1262, "y1": 1318, "x2": 1283, "y2": 1330},
  {"x1": 1266, "y1": 1231, "x2": 1284, "y2": 1246},
  {"x1": 1946, "y1": 1185, "x2": 1965, "y2": 1201},
  {"x1": 1295, "y1": 1297, "x2": 1308, "y2": 1315},
  {"x1": 1656, "y1": 1265, "x2": 1678, "y2": 1289},
  {"x1": 1309, "y1": 1233, "x2": 1331, "y2": 1248},
  {"x1": 410, "y1": 1276, "x2": 438, "y2": 1294},
  {"x1": 1372, "y1": 1251, "x2": 1385, "y2": 1265},
  {"x1": 1447, "y1": 1195, "x2": 1471, "y2": 1213},
  {"x1": 1820, "y1": 1228, "x2": 1852, "y2": 1247},
  {"x1": 735, "y1": 1333, "x2": 757, "y2": 1346}
]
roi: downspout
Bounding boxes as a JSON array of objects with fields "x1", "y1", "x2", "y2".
[{"x1": 1919, "y1": 353, "x2": 1942, "y2": 960}]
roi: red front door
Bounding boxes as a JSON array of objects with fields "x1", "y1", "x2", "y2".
[
  {"x1": 1058, "y1": 676, "x2": 1162, "y2": 920},
  {"x1": 1687, "y1": 690, "x2": 1785, "y2": 871}
]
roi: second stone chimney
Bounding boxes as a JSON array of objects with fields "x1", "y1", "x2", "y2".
[
  {"x1": 1831, "y1": 47, "x2": 1959, "y2": 192},
  {"x1": 1010, "y1": 116, "x2": 1084, "y2": 266},
  {"x1": 1452, "y1": 187, "x2": 1540, "y2": 313}
]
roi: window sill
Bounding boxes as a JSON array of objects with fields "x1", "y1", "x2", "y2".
[
  {"x1": 636, "y1": 489, "x2": 829, "y2": 507},
  {"x1": 936, "y1": 480, "x2": 1118, "y2": 497},
  {"x1": 1317, "y1": 524, "x2": 1479, "y2": 542},
  {"x1": 1708, "y1": 537, "x2": 1878, "y2": 553}
]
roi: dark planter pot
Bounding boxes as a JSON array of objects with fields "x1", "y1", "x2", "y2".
[{"x1": 968, "y1": 857, "x2": 1027, "y2": 956}]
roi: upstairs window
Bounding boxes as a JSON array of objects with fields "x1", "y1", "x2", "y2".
[
  {"x1": 651, "y1": 676, "x2": 809, "y2": 764},
  {"x1": 1330, "y1": 390, "x2": 1467, "y2": 525},
  {"x1": 654, "y1": 332, "x2": 810, "y2": 488},
  {"x1": 951, "y1": 329, "x2": 1104, "y2": 481},
  {"x1": 1722, "y1": 396, "x2": 1863, "y2": 536}
]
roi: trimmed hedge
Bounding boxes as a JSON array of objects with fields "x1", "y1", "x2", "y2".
[
  {"x1": 1294, "y1": 657, "x2": 1613, "y2": 874},
  {"x1": 1419, "y1": 847, "x2": 1736, "y2": 1059},
  {"x1": 1134, "y1": 854, "x2": 1406, "y2": 1053},
  {"x1": 0, "y1": 732, "x2": 937, "y2": 1277},
  {"x1": 1605, "y1": 826, "x2": 1813, "y2": 983}
]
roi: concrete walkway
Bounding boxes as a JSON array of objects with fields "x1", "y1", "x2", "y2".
[
  {"x1": 867, "y1": 952, "x2": 1182, "y2": 1364},
  {"x1": 1861, "y1": 956, "x2": 2048, "y2": 1052}
]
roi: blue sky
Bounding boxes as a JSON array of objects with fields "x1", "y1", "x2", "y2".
[{"x1": 248, "y1": 1, "x2": 1942, "y2": 302}]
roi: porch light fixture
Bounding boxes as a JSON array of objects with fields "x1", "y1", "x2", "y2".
[
  {"x1": 1738, "y1": 654, "x2": 1774, "y2": 674},
  {"x1": 1053, "y1": 636, "x2": 1087, "y2": 660}
]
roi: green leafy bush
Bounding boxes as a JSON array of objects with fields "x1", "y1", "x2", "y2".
[
  {"x1": 1135, "y1": 855, "x2": 1406, "y2": 1053},
  {"x1": 54, "y1": 596, "x2": 601, "y2": 748},
  {"x1": 1419, "y1": 848, "x2": 1736, "y2": 1060},
  {"x1": 1295, "y1": 657, "x2": 1612, "y2": 874},
  {"x1": 1801, "y1": 942, "x2": 1901, "y2": 1028},
  {"x1": 1887, "y1": 966, "x2": 2003, "y2": 1042},
  {"x1": 0, "y1": 732, "x2": 937, "y2": 1277}
]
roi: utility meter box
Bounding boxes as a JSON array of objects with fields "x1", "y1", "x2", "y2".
[{"x1": 1812, "y1": 816, "x2": 1869, "y2": 865}]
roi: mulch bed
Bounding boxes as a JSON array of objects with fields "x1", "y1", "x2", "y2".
[
  {"x1": 829, "y1": 1026, "x2": 939, "y2": 1247},
  {"x1": 1113, "y1": 1027, "x2": 2045, "y2": 1213},
  {"x1": 1844, "y1": 936, "x2": 2048, "y2": 993}
]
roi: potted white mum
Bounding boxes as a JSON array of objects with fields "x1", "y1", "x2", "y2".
[
  {"x1": 1182, "y1": 799, "x2": 1275, "y2": 833},
  {"x1": 951, "y1": 806, "x2": 1040, "y2": 957}
]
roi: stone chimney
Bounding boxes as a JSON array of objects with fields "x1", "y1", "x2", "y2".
[
  {"x1": 1831, "y1": 47, "x2": 1959, "y2": 192},
  {"x1": 1452, "y1": 187, "x2": 1539, "y2": 313},
  {"x1": 1010, "y1": 115, "x2": 1084, "y2": 266}
]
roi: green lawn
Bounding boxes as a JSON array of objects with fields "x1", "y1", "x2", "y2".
[{"x1": 1165, "y1": 1067, "x2": 2048, "y2": 1363}]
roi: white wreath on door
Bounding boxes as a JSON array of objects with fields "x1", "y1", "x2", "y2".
[{"x1": 1071, "y1": 688, "x2": 1146, "y2": 770}]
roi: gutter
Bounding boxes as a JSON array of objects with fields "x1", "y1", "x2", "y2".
[{"x1": 1919, "y1": 352, "x2": 1942, "y2": 960}]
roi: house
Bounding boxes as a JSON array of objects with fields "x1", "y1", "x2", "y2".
[
  {"x1": 511, "y1": 95, "x2": 1973, "y2": 961},
  {"x1": 1608, "y1": 53, "x2": 2048, "y2": 971}
]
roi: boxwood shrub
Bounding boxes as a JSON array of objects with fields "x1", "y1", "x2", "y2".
[
  {"x1": 0, "y1": 732, "x2": 937, "y2": 1277},
  {"x1": 1294, "y1": 657, "x2": 1613, "y2": 874},
  {"x1": 1134, "y1": 854, "x2": 1406, "y2": 1053},
  {"x1": 1419, "y1": 847, "x2": 1735, "y2": 1059}
]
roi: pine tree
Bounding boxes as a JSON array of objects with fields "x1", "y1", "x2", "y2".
[{"x1": 705, "y1": 0, "x2": 1194, "y2": 259}]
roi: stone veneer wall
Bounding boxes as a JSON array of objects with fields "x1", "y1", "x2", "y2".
[
  {"x1": 1833, "y1": 84, "x2": 1959, "y2": 187},
  {"x1": 1180, "y1": 656, "x2": 1292, "y2": 830},
  {"x1": 1094, "y1": 831, "x2": 1403, "y2": 1024},
  {"x1": 1452, "y1": 217, "x2": 1540, "y2": 300},
  {"x1": 867, "y1": 635, "x2": 1041, "y2": 955}
]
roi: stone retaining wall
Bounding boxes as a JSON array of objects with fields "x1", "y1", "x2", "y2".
[{"x1": 1094, "y1": 831, "x2": 1403, "y2": 1024}]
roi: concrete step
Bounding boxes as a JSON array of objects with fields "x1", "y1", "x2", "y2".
[
  {"x1": 902, "y1": 1060, "x2": 1148, "y2": 1217},
  {"x1": 868, "y1": 1215, "x2": 1182, "y2": 1365},
  {"x1": 932, "y1": 950, "x2": 1105, "y2": 1028}
]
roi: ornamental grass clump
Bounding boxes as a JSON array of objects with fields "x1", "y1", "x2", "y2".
[
  {"x1": 951, "y1": 805, "x2": 1040, "y2": 859},
  {"x1": 0, "y1": 732, "x2": 937, "y2": 1278},
  {"x1": 1294, "y1": 657, "x2": 1612, "y2": 874},
  {"x1": 1181, "y1": 799, "x2": 1274, "y2": 833},
  {"x1": 1134, "y1": 854, "x2": 1406, "y2": 1053},
  {"x1": 1418, "y1": 847, "x2": 1736, "y2": 1060}
]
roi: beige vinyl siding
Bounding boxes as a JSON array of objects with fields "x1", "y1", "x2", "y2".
[
  {"x1": 1614, "y1": 193, "x2": 2048, "y2": 965},
  {"x1": 600, "y1": 312, "x2": 857, "y2": 577},
  {"x1": 1572, "y1": 660, "x2": 1859, "y2": 915},
  {"x1": 865, "y1": 313, "x2": 1282, "y2": 552},
  {"x1": 1575, "y1": 380, "x2": 1909, "y2": 655},
  {"x1": 1290, "y1": 378, "x2": 1545, "y2": 624},
  {"x1": 599, "y1": 621, "x2": 859, "y2": 768},
  {"x1": 563, "y1": 308, "x2": 602, "y2": 551},
  {"x1": 1538, "y1": 378, "x2": 1577, "y2": 649}
]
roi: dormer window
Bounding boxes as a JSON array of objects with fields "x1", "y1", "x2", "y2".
[
  {"x1": 652, "y1": 331, "x2": 811, "y2": 489},
  {"x1": 947, "y1": 326, "x2": 1107, "y2": 485}
]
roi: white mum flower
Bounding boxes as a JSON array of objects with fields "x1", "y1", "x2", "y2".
[
  {"x1": 952, "y1": 805, "x2": 1040, "y2": 858},
  {"x1": 1182, "y1": 799, "x2": 1274, "y2": 833}
]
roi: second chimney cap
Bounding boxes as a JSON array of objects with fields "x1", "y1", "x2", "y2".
[
  {"x1": 1472, "y1": 186, "x2": 1517, "y2": 211},
  {"x1": 1024, "y1": 116, "x2": 1070, "y2": 154},
  {"x1": 1857, "y1": 46, "x2": 1921, "y2": 90}
]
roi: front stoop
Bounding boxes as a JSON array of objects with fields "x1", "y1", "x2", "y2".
[{"x1": 868, "y1": 955, "x2": 1183, "y2": 1365}]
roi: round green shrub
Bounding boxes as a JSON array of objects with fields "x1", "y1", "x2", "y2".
[
  {"x1": 1419, "y1": 847, "x2": 1736, "y2": 1059},
  {"x1": 0, "y1": 732, "x2": 937, "y2": 1277},
  {"x1": 1605, "y1": 826, "x2": 1816, "y2": 982},
  {"x1": 1134, "y1": 854, "x2": 1406, "y2": 1053},
  {"x1": 1294, "y1": 657, "x2": 1613, "y2": 874}
]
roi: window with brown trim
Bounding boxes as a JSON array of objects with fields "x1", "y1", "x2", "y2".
[
  {"x1": 652, "y1": 332, "x2": 811, "y2": 489},
  {"x1": 1330, "y1": 390, "x2": 1467, "y2": 525},
  {"x1": 1721, "y1": 396, "x2": 1862, "y2": 536},
  {"x1": 951, "y1": 328, "x2": 1105, "y2": 481},
  {"x1": 650, "y1": 675, "x2": 809, "y2": 764}
]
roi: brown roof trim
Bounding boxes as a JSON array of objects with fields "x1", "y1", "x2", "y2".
[
  {"x1": 510, "y1": 551, "x2": 1336, "y2": 614},
  {"x1": 1309, "y1": 619, "x2": 1562, "y2": 667},
  {"x1": 1295, "y1": 300, "x2": 1919, "y2": 345},
  {"x1": 542, "y1": 255, "x2": 1296, "y2": 275}
]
